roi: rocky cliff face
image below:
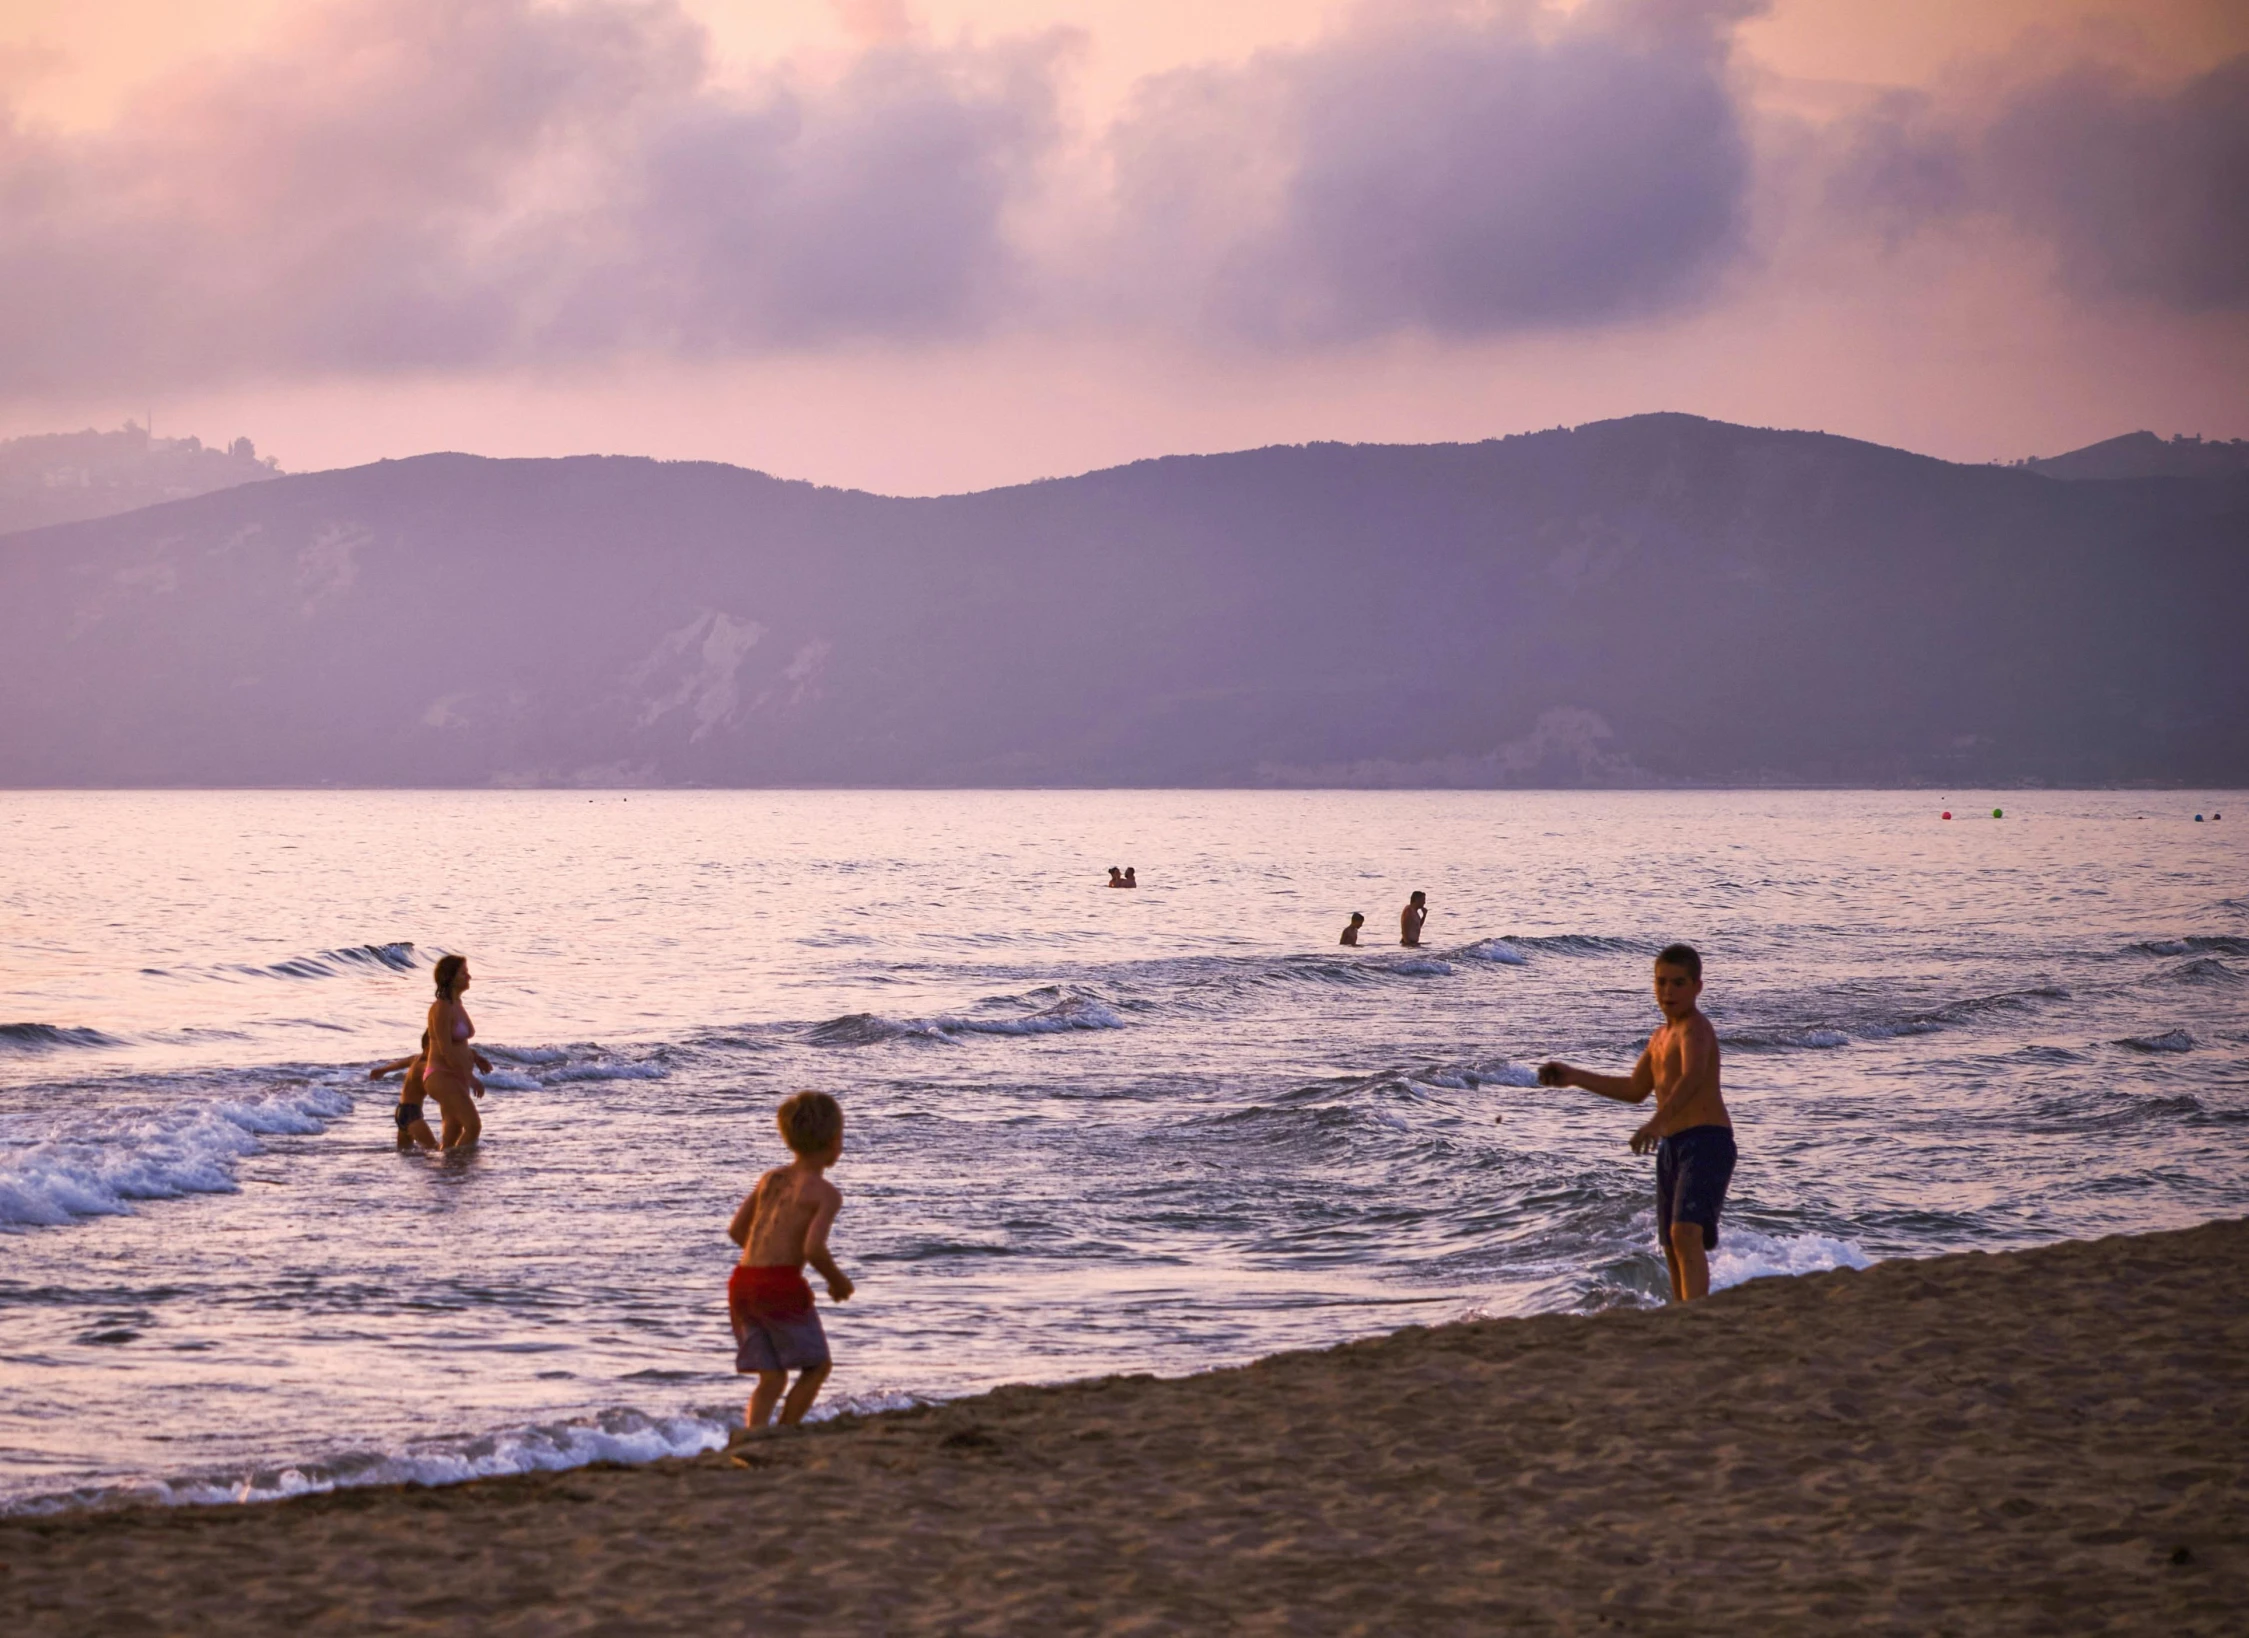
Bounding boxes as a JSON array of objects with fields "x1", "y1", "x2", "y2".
[{"x1": 2, "y1": 414, "x2": 2242, "y2": 786}]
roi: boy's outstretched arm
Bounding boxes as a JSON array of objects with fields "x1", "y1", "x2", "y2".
[
  {"x1": 803, "y1": 1190, "x2": 854, "y2": 1303},
  {"x1": 368, "y1": 1056, "x2": 417, "y2": 1080},
  {"x1": 1537, "y1": 1048, "x2": 1655, "y2": 1103}
]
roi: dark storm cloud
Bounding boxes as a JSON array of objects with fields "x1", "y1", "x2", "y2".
[
  {"x1": 1107, "y1": 0, "x2": 1765, "y2": 340},
  {"x1": 1835, "y1": 52, "x2": 2249, "y2": 311}
]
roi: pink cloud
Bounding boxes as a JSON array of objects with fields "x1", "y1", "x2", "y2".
[
  {"x1": 1833, "y1": 49, "x2": 2249, "y2": 311},
  {"x1": 0, "y1": 0, "x2": 2240, "y2": 416}
]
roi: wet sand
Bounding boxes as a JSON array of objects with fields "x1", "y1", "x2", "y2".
[{"x1": 6, "y1": 1219, "x2": 2245, "y2": 1634}]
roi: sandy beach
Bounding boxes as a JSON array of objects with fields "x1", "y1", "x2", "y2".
[{"x1": 6, "y1": 1218, "x2": 2244, "y2": 1634}]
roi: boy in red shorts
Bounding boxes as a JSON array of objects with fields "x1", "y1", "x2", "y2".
[{"x1": 725, "y1": 1091, "x2": 854, "y2": 1432}]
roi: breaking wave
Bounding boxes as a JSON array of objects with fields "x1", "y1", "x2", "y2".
[
  {"x1": 1, "y1": 1387, "x2": 936, "y2": 1517},
  {"x1": 809, "y1": 994, "x2": 1125, "y2": 1047},
  {"x1": 0, "y1": 1082, "x2": 354, "y2": 1229},
  {"x1": 2116, "y1": 1029, "x2": 2196, "y2": 1053},
  {"x1": 1722, "y1": 1027, "x2": 1854, "y2": 1051},
  {"x1": 142, "y1": 943, "x2": 422, "y2": 982},
  {"x1": 1452, "y1": 938, "x2": 1531, "y2": 965},
  {"x1": 1494, "y1": 934, "x2": 1648, "y2": 957},
  {"x1": 1709, "y1": 1228, "x2": 1874, "y2": 1291},
  {"x1": 0, "y1": 1023, "x2": 123, "y2": 1055},
  {"x1": 2156, "y1": 957, "x2": 2241, "y2": 986},
  {"x1": 2129, "y1": 935, "x2": 2249, "y2": 958}
]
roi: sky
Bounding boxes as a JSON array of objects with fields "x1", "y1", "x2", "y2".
[{"x1": 1, "y1": 0, "x2": 2243, "y2": 493}]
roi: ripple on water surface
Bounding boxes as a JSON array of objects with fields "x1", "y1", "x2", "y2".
[{"x1": 1, "y1": 787, "x2": 2243, "y2": 1511}]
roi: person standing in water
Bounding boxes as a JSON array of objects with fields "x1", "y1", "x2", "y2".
[
  {"x1": 423, "y1": 954, "x2": 488, "y2": 1150},
  {"x1": 1340, "y1": 912, "x2": 1365, "y2": 946},
  {"x1": 1536, "y1": 943, "x2": 1735, "y2": 1303},
  {"x1": 369, "y1": 1032, "x2": 443, "y2": 1154},
  {"x1": 1122, "y1": 867, "x2": 1138, "y2": 888},
  {"x1": 1106, "y1": 867, "x2": 1126, "y2": 888},
  {"x1": 1399, "y1": 891, "x2": 1428, "y2": 947}
]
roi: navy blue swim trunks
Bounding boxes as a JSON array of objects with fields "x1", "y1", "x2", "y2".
[{"x1": 1656, "y1": 1124, "x2": 1737, "y2": 1250}]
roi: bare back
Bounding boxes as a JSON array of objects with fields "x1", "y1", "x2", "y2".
[{"x1": 736, "y1": 1163, "x2": 842, "y2": 1269}]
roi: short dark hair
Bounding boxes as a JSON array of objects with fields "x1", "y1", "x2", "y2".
[
  {"x1": 1655, "y1": 943, "x2": 1702, "y2": 981},
  {"x1": 432, "y1": 954, "x2": 469, "y2": 1000},
  {"x1": 778, "y1": 1090, "x2": 844, "y2": 1158}
]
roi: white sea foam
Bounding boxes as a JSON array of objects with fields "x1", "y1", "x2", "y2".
[
  {"x1": 1412, "y1": 1060, "x2": 1542, "y2": 1091},
  {"x1": 0, "y1": 1083, "x2": 353, "y2": 1229},
  {"x1": 810, "y1": 996, "x2": 1127, "y2": 1045},
  {"x1": 3, "y1": 1389, "x2": 949, "y2": 1516},
  {"x1": 485, "y1": 1044, "x2": 572, "y2": 1065},
  {"x1": 1476, "y1": 1062, "x2": 1545, "y2": 1088},
  {"x1": 540, "y1": 1062, "x2": 670, "y2": 1083},
  {"x1": 1723, "y1": 1026, "x2": 1853, "y2": 1050},
  {"x1": 6, "y1": 1407, "x2": 733, "y2": 1516},
  {"x1": 1709, "y1": 1228, "x2": 1874, "y2": 1292},
  {"x1": 1455, "y1": 938, "x2": 1530, "y2": 965}
]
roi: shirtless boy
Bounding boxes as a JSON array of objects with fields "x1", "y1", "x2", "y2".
[
  {"x1": 1537, "y1": 944, "x2": 1736, "y2": 1302},
  {"x1": 1400, "y1": 891, "x2": 1428, "y2": 947},
  {"x1": 1340, "y1": 912, "x2": 1365, "y2": 946},
  {"x1": 726, "y1": 1091, "x2": 854, "y2": 1433}
]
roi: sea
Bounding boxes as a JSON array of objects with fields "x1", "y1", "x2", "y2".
[{"x1": 2, "y1": 789, "x2": 2243, "y2": 1513}]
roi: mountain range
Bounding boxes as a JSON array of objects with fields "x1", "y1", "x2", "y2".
[{"x1": 2, "y1": 414, "x2": 2241, "y2": 787}]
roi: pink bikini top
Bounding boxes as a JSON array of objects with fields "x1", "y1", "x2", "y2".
[{"x1": 453, "y1": 1012, "x2": 474, "y2": 1042}]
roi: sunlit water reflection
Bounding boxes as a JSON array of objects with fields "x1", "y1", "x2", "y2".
[{"x1": 2, "y1": 789, "x2": 2243, "y2": 1510}]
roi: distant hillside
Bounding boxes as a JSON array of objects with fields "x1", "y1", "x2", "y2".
[
  {"x1": 1, "y1": 414, "x2": 2243, "y2": 787},
  {"x1": 2028, "y1": 432, "x2": 2249, "y2": 481},
  {"x1": 0, "y1": 423, "x2": 280, "y2": 535}
]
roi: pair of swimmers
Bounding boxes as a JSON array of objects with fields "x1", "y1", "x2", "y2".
[
  {"x1": 1105, "y1": 867, "x2": 1139, "y2": 888},
  {"x1": 1339, "y1": 891, "x2": 1429, "y2": 947},
  {"x1": 368, "y1": 954, "x2": 489, "y2": 1152},
  {"x1": 723, "y1": 940, "x2": 1736, "y2": 1446}
]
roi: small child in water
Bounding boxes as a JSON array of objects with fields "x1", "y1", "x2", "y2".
[
  {"x1": 726, "y1": 1091, "x2": 854, "y2": 1436},
  {"x1": 1340, "y1": 912, "x2": 1365, "y2": 946},
  {"x1": 368, "y1": 1032, "x2": 441, "y2": 1154}
]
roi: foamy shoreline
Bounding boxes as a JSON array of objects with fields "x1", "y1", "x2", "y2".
[{"x1": 6, "y1": 1219, "x2": 2243, "y2": 1634}]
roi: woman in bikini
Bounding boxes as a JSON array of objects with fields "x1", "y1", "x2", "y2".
[
  {"x1": 423, "y1": 954, "x2": 488, "y2": 1150},
  {"x1": 368, "y1": 1031, "x2": 442, "y2": 1153}
]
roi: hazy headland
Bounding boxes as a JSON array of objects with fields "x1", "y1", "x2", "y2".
[{"x1": 1, "y1": 413, "x2": 2242, "y2": 790}]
